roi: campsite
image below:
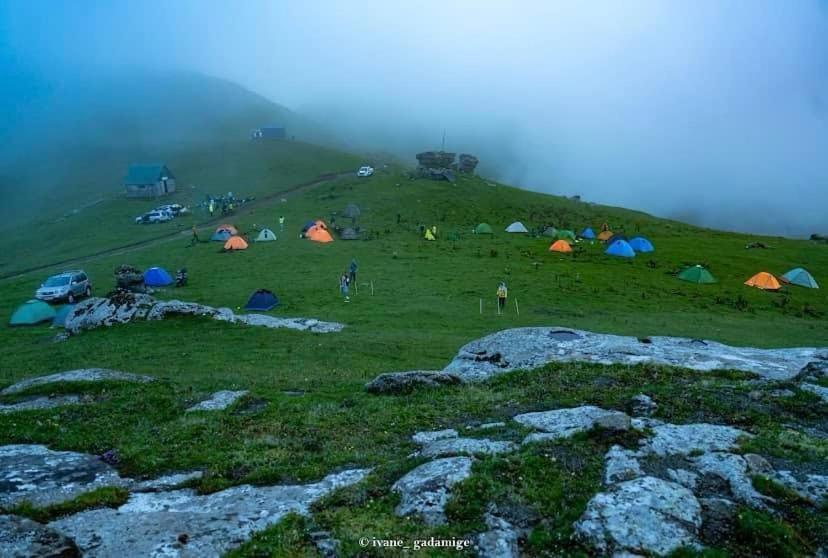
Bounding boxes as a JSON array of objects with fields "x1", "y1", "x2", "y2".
[{"x1": 2, "y1": 4, "x2": 828, "y2": 557}]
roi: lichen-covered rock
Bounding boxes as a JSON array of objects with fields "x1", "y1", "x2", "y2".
[
  {"x1": 365, "y1": 371, "x2": 463, "y2": 395},
  {"x1": 575, "y1": 476, "x2": 702, "y2": 556},
  {"x1": 392, "y1": 457, "x2": 473, "y2": 525},
  {"x1": 2, "y1": 369, "x2": 154, "y2": 395},
  {"x1": 690, "y1": 452, "x2": 773, "y2": 509},
  {"x1": 444, "y1": 327, "x2": 825, "y2": 382},
  {"x1": 146, "y1": 300, "x2": 219, "y2": 320},
  {"x1": 515, "y1": 406, "x2": 630, "y2": 444},
  {"x1": 773, "y1": 470, "x2": 828, "y2": 505},
  {"x1": 412, "y1": 429, "x2": 458, "y2": 445},
  {"x1": 801, "y1": 383, "x2": 828, "y2": 402},
  {"x1": 0, "y1": 395, "x2": 82, "y2": 413},
  {"x1": 418, "y1": 437, "x2": 516, "y2": 458},
  {"x1": 65, "y1": 294, "x2": 154, "y2": 333},
  {"x1": 186, "y1": 390, "x2": 249, "y2": 412},
  {"x1": 630, "y1": 394, "x2": 658, "y2": 417},
  {"x1": 637, "y1": 423, "x2": 750, "y2": 457},
  {"x1": 0, "y1": 445, "x2": 129, "y2": 508},
  {"x1": 132, "y1": 471, "x2": 203, "y2": 493},
  {"x1": 49, "y1": 468, "x2": 370, "y2": 557},
  {"x1": 476, "y1": 512, "x2": 519, "y2": 558},
  {"x1": 0, "y1": 514, "x2": 80, "y2": 558},
  {"x1": 604, "y1": 445, "x2": 643, "y2": 485}
]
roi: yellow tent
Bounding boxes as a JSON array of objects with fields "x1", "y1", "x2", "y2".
[
  {"x1": 744, "y1": 272, "x2": 781, "y2": 291},
  {"x1": 424, "y1": 229, "x2": 436, "y2": 241},
  {"x1": 597, "y1": 230, "x2": 613, "y2": 242}
]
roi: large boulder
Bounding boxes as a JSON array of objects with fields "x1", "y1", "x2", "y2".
[
  {"x1": 365, "y1": 371, "x2": 463, "y2": 395},
  {"x1": 65, "y1": 293, "x2": 154, "y2": 334},
  {"x1": 637, "y1": 423, "x2": 750, "y2": 457},
  {"x1": 443, "y1": 327, "x2": 826, "y2": 382},
  {"x1": 2, "y1": 369, "x2": 154, "y2": 395},
  {"x1": 574, "y1": 476, "x2": 702, "y2": 556}
]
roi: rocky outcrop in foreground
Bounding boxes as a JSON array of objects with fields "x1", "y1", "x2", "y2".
[
  {"x1": 65, "y1": 293, "x2": 344, "y2": 335},
  {"x1": 0, "y1": 443, "x2": 369, "y2": 557},
  {"x1": 443, "y1": 327, "x2": 826, "y2": 382}
]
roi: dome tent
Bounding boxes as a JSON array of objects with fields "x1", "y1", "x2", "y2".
[
  {"x1": 216, "y1": 224, "x2": 238, "y2": 235},
  {"x1": 677, "y1": 265, "x2": 717, "y2": 284},
  {"x1": 579, "y1": 227, "x2": 596, "y2": 239},
  {"x1": 306, "y1": 226, "x2": 333, "y2": 243},
  {"x1": 744, "y1": 272, "x2": 781, "y2": 291},
  {"x1": 143, "y1": 267, "x2": 174, "y2": 286},
  {"x1": 224, "y1": 236, "x2": 249, "y2": 250},
  {"x1": 781, "y1": 268, "x2": 818, "y2": 289},
  {"x1": 556, "y1": 230, "x2": 576, "y2": 241},
  {"x1": 505, "y1": 221, "x2": 529, "y2": 233},
  {"x1": 629, "y1": 237, "x2": 654, "y2": 253},
  {"x1": 474, "y1": 223, "x2": 494, "y2": 234},
  {"x1": 549, "y1": 240, "x2": 572, "y2": 253},
  {"x1": 255, "y1": 228, "x2": 277, "y2": 242},
  {"x1": 10, "y1": 300, "x2": 56, "y2": 326},
  {"x1": 542, "y1": 227, "x2": 558, "y2": 237},
  {"x1": 210, "y1": 229, "x2": 232, "y2": 242},
  {"x1": 244, "y1": 289, "x2": 279, "y2": 311},
  {"x1": 605, "y1": 239, "x2": 636, "y2": 258}
]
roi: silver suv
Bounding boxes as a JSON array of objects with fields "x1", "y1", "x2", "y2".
[{"x1": 35, "y1": 270, "x2": 92, "y2": 303}]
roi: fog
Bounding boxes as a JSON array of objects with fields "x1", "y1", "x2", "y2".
[{"x1": 2, "y1": 1, "x2": 827, "y2": 236}]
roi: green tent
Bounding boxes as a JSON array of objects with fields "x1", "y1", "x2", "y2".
[
  {"x1": 678, "y1": 265, "x2": 717, "y2": 284},
  {"x1": 474, "y1": 223, "x2": 493, "y2": 234},
  {"x1": 255, "y1": 228, "x2": 277, "y2": 242},
  {"x1": 556, "y1": 229, "x2": 576, "y2": 241},
  {"x1": 10, "y1": 300, "x2": 57, "y2": 326},
  {"x1": 542, "y1": 227, "x2": 558, "y2": 237}
]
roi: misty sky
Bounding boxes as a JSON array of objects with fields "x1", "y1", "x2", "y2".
[{"x1": 2, "y1": 1, "x2": 827, "y2": 236}]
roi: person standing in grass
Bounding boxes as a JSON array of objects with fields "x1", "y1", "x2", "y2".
[
  {"x1": 340, "y1": 272, "x2": 350, "y2": 302},
  {"x1": 348, "y1": 258, "x2": 358, "y2": 288},
  {"x1": 497, "y1": 282, "x2": 508, "y2": 313},
  {"x1": 190, "y1": 224, "x2": 199, "y2": 245},
  {"x1": 279, "y1": 215, "x2": 285, "y2": 232}
]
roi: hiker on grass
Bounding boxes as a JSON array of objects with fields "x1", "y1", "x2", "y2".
[
  {"x1": 340, "y1": 272, "x2": 350, "y2": 302},
  {"x1": 349, "y1": 258, "x2": 358, "y2": 287},
  {"x1": 279, "y1": 215, "x2": 285, "y2": 232},
  {"x1": 497, "y1": 282, "x2": 508, "y2": 313},
  {"x1": 190, "y1": 225, "x2": 199, "y2": 245}
]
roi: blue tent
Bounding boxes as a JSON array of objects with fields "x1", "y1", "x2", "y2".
[
  {"x1": 210, "y1": 229, "x2": 232, "y2": 242},
  {"x1": 52, "y1": 304, "x2": 75, "y2": 328},
  {"x1": 607, "y1": 233, "x2": 628, "y2": 245},
  {"x1": 605, "y1": 239, "x2": 636, "y2": 258},
  {"x1": 244, "y1": 289, "x2": 279, "y2": 311},
  {"x1": 781, "y1": 268, "x2": 819, "y2": 289},
  {"x1": 580, "y1": 227, "x2": 596, "y2": 240},
  {"x1": 629, "y1": 237, "x2": 654, "y2": 253},
  {"x1": 144, "y1": 267, "x2": 173, "y2": 286},
  {"x1": 301, "y1": 220, "x2": 317, "y2": 232}
]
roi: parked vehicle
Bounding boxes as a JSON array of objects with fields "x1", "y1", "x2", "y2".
[
  {"x1": 357, "y1": 166, "x2": 374, "y2": 177},
  {"x1": 135, "y1": 209, "x2": 173, "y2": 224},
  {"x1": 156, "y1": 204, "x2": 186, "y2": 215},
  {"x1": 35, "y1": 270, "x2": 92, "y2": 303}
]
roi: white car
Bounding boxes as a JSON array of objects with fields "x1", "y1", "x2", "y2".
[
  {"x1": 156, "y1": 204, "x2": 185, "y2": 215},
  {"x1": 357, "y1": 166, "x2": 374, "y2": 177},
  {"x1": 135, "y1": 210, "x2": 173, "y2": 224}
]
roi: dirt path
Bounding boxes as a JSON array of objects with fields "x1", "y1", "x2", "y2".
[{"x1": 0, "y1": 171, "x2": 353, "y2": 281}]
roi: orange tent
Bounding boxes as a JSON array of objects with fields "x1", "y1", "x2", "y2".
[
  {"x1": 306, "y1": 225, "x2": 334, "y2": 243},
  {"x1": 597, "y1": 230, "x2": 613, "y2": 241},
  {"x1": 744, "y1": 272, "x2": 781, "y2": 290},
  {"x1": 216, "y1": 224, "x2": 238, "y2": 235},
  {"x1": 224, "y1": 236, "x2": 248, "y2": 250},
  {"x1": 549, "y1": 240, "x2": 573, "y2": 253}
]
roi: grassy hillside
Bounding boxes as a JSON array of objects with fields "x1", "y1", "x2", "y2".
[{"x1": 1, "y1": 160, "x2": 827, "y2": 552}]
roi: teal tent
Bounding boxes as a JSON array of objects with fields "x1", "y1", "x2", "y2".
[
  {"x1": 52, "y1": 304, "x2": 75, "y2": 328},
  {"x1": 10, "y1": 300, "x2": 56, "y2": 326},
  {"x1": 474, "y1": 223, "x2": 494, "y2": 234},
  {"x1": 678, "y1": 265, "x2": 717, "y2": 284},
  {"x1": 781, "y1": 268, "x2": 819, "y2": 289},
  {"x1": 542, "y1": 227, "x2": 558, "y2": 237},
  {"x1": 556, "y1": 230, "x2": 576, "y2": 241}
]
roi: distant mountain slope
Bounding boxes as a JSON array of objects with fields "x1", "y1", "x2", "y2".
[{"x1": 0, "y1": 70, "x2": 338, "y2": 225}]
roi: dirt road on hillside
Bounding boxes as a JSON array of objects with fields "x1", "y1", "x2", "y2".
[{"x1": 0, "y1": 171, "x2": 354, "y2": 281}]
